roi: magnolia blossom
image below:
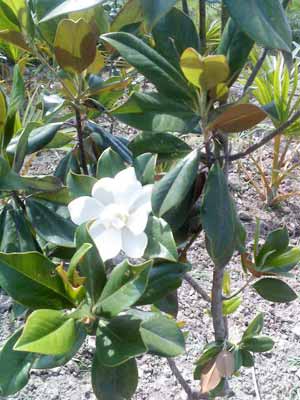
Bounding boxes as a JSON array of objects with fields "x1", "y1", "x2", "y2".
[{"x1": 68, "y1": 167, "x2": 153, "y2": 261}]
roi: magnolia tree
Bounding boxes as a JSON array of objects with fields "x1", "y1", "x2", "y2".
[{"x1": 0, "y1": 0, "x2": 300, "y2": 399}]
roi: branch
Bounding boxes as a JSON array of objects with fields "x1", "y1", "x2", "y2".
[
  {"x1": 184, "y1": 273, "x2": 211, "y2": 303},
  {"x1": 243, "y1": 49, "x2": 268, "y2": 95},
  {"x1": 211, "y1": 268, "x2": 226, "y2": 341},
  {"x1": 199, "y1": 0, "x2": 206, "y2": 54},
  {"x1": 229, "y1": 110, "x2": 300, "y2": 162},
  {"x1": 74, "y1": 105, "x2": 89, "y2": 175}
]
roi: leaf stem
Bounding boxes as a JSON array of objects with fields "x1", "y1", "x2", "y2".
[{"x1": 223, "y1": 276, "x2": 255, "y2": 301}]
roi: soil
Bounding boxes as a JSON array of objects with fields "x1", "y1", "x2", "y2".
[{"x1": 1, "y1": 132, "x2": 300, "y2": 400}]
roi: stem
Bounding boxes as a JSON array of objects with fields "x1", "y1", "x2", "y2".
[
  {"x1": 243, "y1": 49, "x2": 268, "y2": 95},
  {"x1": 211, "y1": 268, "x2": 226, "y2": 341},
  {"x1": 182, "y1": 0, "x2": 190, "y2": 15},
  {"x1": 199, "y1": 0, "x2": 206, "y2": 54},
  {"x1": 74, "y1": 105, "x2": 89, "y2": 175},
  {"x1": 271, "y1": 134, "x2": 282, "y2": 193},
  {"x1": 184, "y1": 273, "x2": 211, "y2": 303}
]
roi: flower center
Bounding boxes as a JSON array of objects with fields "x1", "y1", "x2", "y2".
[{"x1": 100, "y1": 204, "x2": 129, "y2": 230}]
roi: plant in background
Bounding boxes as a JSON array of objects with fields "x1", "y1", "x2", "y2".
[
  {"x1": 0, "y1": 1, "x2": 300, "y2": 400},
  {"x1": 243, "y1": 52, "x2": 300, "y2": 206}
]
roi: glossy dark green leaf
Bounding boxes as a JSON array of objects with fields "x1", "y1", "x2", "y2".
[
  {"x1": 129, "y1": 132, "x2": 191, "y2": 161},
  {"x1": 102, "y1": 32, "x2": 192, "y2": 100},
  {"x1": 0, "y1": 252, "x2": 73, "y2": 309},
  {"x1": 253, "y1": 278, "x2": 297, "y2": 303},
  {"x1": 26, "y1": 198, "x2": 76, "y2": 247},
  {"x1": 15, "y1": 310, "x2": 76, "y2": 355},
  {"x1": 55, "y1": 151, "x2": 81, "y2": 184},
  {"x1": 67, "y1": 171, "x2": 97, "y2": 197},
  {"x1": 217, "y1": 18, "x2": 254, "y2": 83},
  {"x1": 113, "y1": 92, "x2": 199, "y2": 133},
  {"x1": 140, "y1": 0, "x2": 176, "y2": 31},
  {"x1": 240, "y1": 350, "x2": 254, "y2": 367},
  {"x1": 152, "y1": 149, "x2": 199, "y2": 216},
  {"x1": 144, "y1": 216, "x2": 178, "y2": 262},
  {"x1": 33, "y1": 324, "x2": 86, "y2": 369},
  {"x1": 154, "y1": 291, "x2": 178, "y2": 317},
  {"x1": 0, "y1": 205, "x2": 38, "y2": 252},
  {"x1": 241, "y1": 336, "x2": 274, "y2": 353},
  {"x1": 137, "y1": 262, "x2": 190, "y2": 305},
  {"x1": 133, "y1": 153, "x2": 156, "y2": 185},
  {"x1": 96, "y1": 315, "x2": 146, "y2": 367},
  {"x1": 200, "y1": 162, "x2": 240, "y2": 268},
  {"x1": 75, "y1": 224, "x2": 106, "y2": 304},
  {"x1": 140, "y1": 315, "x2": 185, "y2": 357},
  {"x1": 93, "y1": 260, "x2": 152, "y2": 317},
  {"x1": 92, "y1": 356, "x2": 138, "y2": 400},
  {"x1": 153, "y1": 7, "x2": 200, "y2": 69},
  {"x1": 223, "y1": 0, "x2": 292, "y2": 52},
  {"x1": 96, "y1": 147, "x2": 126, "y2": 179},
  {"x1": 88, "y1": 121, "x2": 133, "y2": 164},
  {"x1": 7, "y1": 122, "x2": 63, "y2": 159},
  {"x1": 0, "y1": 330, "x2": 34, "y2": 396},
  {"x1": 242, "y1": 313, "x2": 264, "y2": 340}
]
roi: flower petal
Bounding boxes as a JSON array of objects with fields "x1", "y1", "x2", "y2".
[
  {"x1": 130, "y1": 184, "x2": 153, "y2": 213},
  {"x1": 92, "y1": 178, "x2": 115, "y2": 206},
  {"x1": 127, "y1": 208, "x2": 149, "y2": 235},
  {"x1": 113, "y1": 167, "x2": 143, "y2": 207},
  {"x1": 68, "y1": 196, "x2": 103, "y2": 225},
  {"x1": 121, "y1": 228, "x2": 148, "y2": 259},
  {"x1": 89, "y1": 221, "x2": 122, "y2": 262}
]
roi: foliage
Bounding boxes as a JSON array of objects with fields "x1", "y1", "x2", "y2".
[{"x1": 0, "y1": 0, "x2": 299, "y2": 399}]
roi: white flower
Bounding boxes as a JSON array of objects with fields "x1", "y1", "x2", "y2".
[{"x1": 68, "y1": 167, "x2": 153, "y2": 261}]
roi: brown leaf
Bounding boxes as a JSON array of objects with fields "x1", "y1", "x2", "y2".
[
  {"x1": 215, "y1": 350, "x2": 235, "y2": 378},
  {"x1": 210, "y1": 104, "x2": 267, "y2": 133},
  {"x1": 200, "y1": 357, "x2": 222, "y2": 394}
]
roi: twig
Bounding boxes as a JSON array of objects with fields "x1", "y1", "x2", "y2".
[
  {"x1": 211, "y1": 268, "x2": 226, "y2": 341},
  {"x1": 243, "y1": 49, "x2": 268, "y2": 95},
  {"x1": 251, "y1": 366, "x2": 262, "y2": 400},
  {"x1": 74, "y1": 105, "x2": 89, "y2": 175},
  {"x1": 223, "y1": 276, "x2": 255, "y2": 301},
  {"x1": 229, "y1": 110, "x2": 300, "y2": 162},
  {"x1": 184, "y1": 273, "x2": 211, "y2": 303}
]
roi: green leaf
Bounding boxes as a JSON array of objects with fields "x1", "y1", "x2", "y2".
[
  {"x1": 133, "y1": 153, "x2": 156, "y2": 185},
  {"x1": 240, "y1": 350, "x2": 254, "y2": 367},
  {"x1": 261, "y1": 247, "x2": 300, "y2": 273},
  {"x1": 140, "y1": 0, "x2": 176, "y2": 31},
  {"x1": 75, "y1": 224, "x2": 106, "y2": 304},
  {"x1": 144, "y1": 216, "x2": 178, "y2": 262},
  {"x1": 67, "y1": 170, "x2": 97, "y2": 197},
  {"x1": 152, "y1": 149, "x2": 199, "y2": 216},
  {"x1": 0, "y1": 330, "x2": 34, "y2": 396},
  {"x1": 93, "y1": 260, "x2": 152, "y2": 317},
  {"x1": 217, "y1": 18, "x2": 254, "y2": 83},
  {"x1": 96, "y1": 147, "x2": 126, "y2": 179},
  {"x1": 7, "y1": 122, "x2": 64, "y2": 158},
  {"x1": 153, "y1": 7, "x2": 200, "y2": 69},
  {"x1": 0, "y1": 251, "x2": 73, "y2": 309},
  {"x1": 137, "y1": 262, "x2": 190, "y2": 305},
  {"x1": 200, "y1": 163, "x2": 241, "y2": 268},
  {"x1": 26, "y1": 198, "x2": 76, "y2": 247},
  {"x1": 194, "y1": 342, "x2": 223, "y2": 379},
  {"x1": 241, "y1": 336, "x2": 274, "y2": 353},
  {"x1": 140, "y1": 315, "x2": 185, "y2": 357},
  {"x1": 222, "y1": 296, "x2": 242, "y2": 316},
  {"x1": 256, "y1": 227, "x2": 289, "y2": 266},
  {"x1": 242, "y1": 313, "x2": 264, "y2": 340},
  {"x1": 223, "y1": 0, "x2": 292, "y2": 52},
  {"x1": 113, "y1": 92, "x2": 199, "y2": 133},
  {"x1": 15, "y1": 310, "x2": 77, "y2": 355},
  {"x1": 129, "y1": 132, "x2": 191, "y2": 161},
  {"x1": 96, "y1": 315, "x2": 147, "y2": 367},
  {"x1": 110, "y1": 0, "x2": 143, "y2": 32},
  {"x1": 8, "y1": 64, "x2": 24, "y2": 116},
  {"x1": 92, "y1": 356, "x2": 138, "y2": 400},
  {"x1": 102, "y1": 32, "x2": 192, "y2": 100},
  {"x1": 0, "y1": 204, "x2": 38, "y2": 252},
  {"x1": 41, "y1": 0, "x2": 106, "y2": 22},
  {"x1": 33, "y1": 325, "x2": 86, "y2": 369},
  {"x1": 253, "y1": 278, "x2": 297, "y2": 303}
]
